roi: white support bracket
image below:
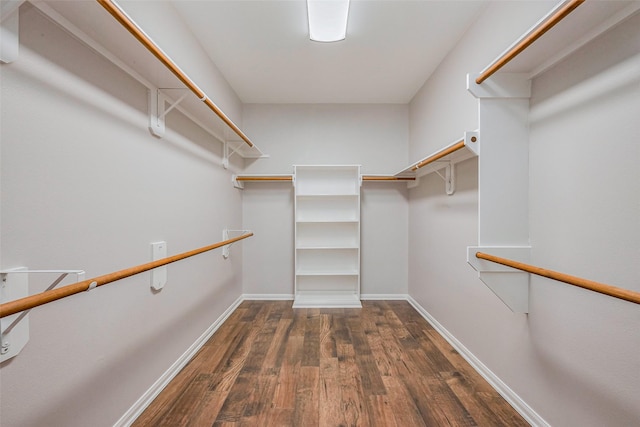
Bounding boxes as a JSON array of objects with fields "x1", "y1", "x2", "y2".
[
  {"x1": 467, "y1": 246, "x2": 531, "y2": 313},
  {"x1": 148, "y1": 89, "x2": 166, "y2": 137},
  {"x1": 222, "y1": 229, "x2": 252, "y2": 259},
  {"x1": 434, "y1": 162, "x2": 455, "y2": 195},
  {"x1": 0, "y1": 268, "x2": 85, "y2": 362},
  {"x1": 0, "y1": 0, "x2": 23, "y2": 64},
  {"x1": 150, "y1": 242, "x2": 167, "y2": 291},
  {"x1": 231, "y1": 175, "x2": 244, "y2": 190},
  {"x1": 222, "y1": 140, "x2": 245, "y2": 169},
  {"x1": 148, "y1": 88, "x2": 190, "y2": 138}
]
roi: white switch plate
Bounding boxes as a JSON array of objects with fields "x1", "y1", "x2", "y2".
[{"x1": 150, "y1": 242, "x2": 167, "y2": 290}]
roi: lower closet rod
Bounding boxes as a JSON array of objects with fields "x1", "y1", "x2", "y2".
[
  {"x1": 476, "y1": 252, "x2": 640, "y2": 305},
  {"x1": 0, "y1": 233, "x2": 254, "y2": 318}
]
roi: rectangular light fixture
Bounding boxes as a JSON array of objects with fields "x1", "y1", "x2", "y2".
[{"x1": 307, "y1": 0, "x2": 350, "y2": 43}]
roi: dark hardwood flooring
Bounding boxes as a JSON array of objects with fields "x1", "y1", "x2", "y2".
[{"x1": 133, "y1": 300, "x2": 529, "y2": 426}]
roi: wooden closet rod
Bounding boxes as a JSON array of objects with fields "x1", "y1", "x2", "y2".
[
  {"x1": 475, "y1": 252, "x2": 640, "y2": 305},
  {"x1": 235, "y1": 175, "x2": 416, "y2": 182},
  {"x1": 475, "y1": 0, "x2": 585, "y2": 84},
  {"x1": 97, "y1": 0, "x2": 254, "y2": 148},
  {"x1": 411, "y1": 139, "x2": 465, "y2": 171},
  {"x1": 362, "y1": 176, "x2": 416, "y2": 181},
  {"x1": 0, "y1": 233, "x2": 254, "y2": 319}
]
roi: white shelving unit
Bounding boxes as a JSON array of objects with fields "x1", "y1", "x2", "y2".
[{"x1": 293, "y1": 165, "x2": 362, "y2": 308}]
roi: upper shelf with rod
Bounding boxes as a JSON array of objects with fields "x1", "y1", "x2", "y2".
[
  {"x1": 15, "y1": 0, "x2": 266, "y2": 160},
  {"x1": 95, "y1": 0, "x2": 263, "y2": 158},
  {"x1": 393, "y1": 131, "x2": 479, "y2": 193},
  {"x1": 470, "y1": 0, "x2": 638, "y2": 84},
  {"x1": 232, "y1": 174, "x2": 415, "y2": 189}
]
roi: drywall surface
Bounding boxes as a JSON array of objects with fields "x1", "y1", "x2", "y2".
[
  {"x1": 409, "y1": 2, "x2": 640, "y2": 426},
  {"x1": 526, "y1": 13, "x2": 640, "y2": 426},
  {"x1": 241, "y1": 104, "x2": 409, "y2": 296},
  {"x1": 0, "y1": 5, "x2": 244, "y2": 426},
  {"x1": 241, "y1": 182, "x2": 295, "y2": 296}
]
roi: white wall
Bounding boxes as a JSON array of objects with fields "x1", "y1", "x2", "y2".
[
  {"x1": 526, "y1": 13, "x2": 640, "y2": 425},
  {"x1": 409, "y1": 2, "x2": 640, "y2": 426},
  {"x1": 241, "y1": 104, "x2": 409, "y2": 296},
  {"x1": 0, "y1": 4, "x2": 245, "y2": 426}
]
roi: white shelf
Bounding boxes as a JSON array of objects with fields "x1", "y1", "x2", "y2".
[
  {"x1": 296, "y1": 222, "x2": 359, "y2": 248},
  {"x1": 296, "y1": 220, "x2": 359, "y2": 224},
  {"x1": 293, "y1": 165, "x2": 361, "y2": 308},
  {"x1": 487, "y1": 1, "x2": 639, "y2": 79},
  {"x1": 296, "y1": 195, "x2": 359, "y2": 223},
  {"x1": 296, "y1": 276, "x2": 358, "y2": 290},
  {"x1": 295, "y1": 192, "x2": 359, "y2": 197},
  {"x1": 295, "y1": 165, "x2": 361, "y2": 195},
  {"x1": 292, "y1": 291, "x2": 361, "y2": 309},
  {"x1": 296, "y1": 270, "x2": 359, "y2": 276},
  {"x1": 34, "y1": 1, "x2": 267, "y2": 160},
  {"x1": 395, "y1": 131, "x2": 479, "y2": 179}
]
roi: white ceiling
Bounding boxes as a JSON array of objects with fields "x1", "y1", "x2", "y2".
[{"x1": 172, "y1": 0, "x2": 488, "y2": 104}]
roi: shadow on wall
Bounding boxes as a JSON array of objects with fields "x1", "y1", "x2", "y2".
[
  {"x1": 19, "y1": 3, "x2": 148, "y2": 117},
  {"x1": 530, "y1": 54, "x2": 640, "y2": 126},
  {"x1": 18, "y1": 3, "x2": 230, "y2": 170}
]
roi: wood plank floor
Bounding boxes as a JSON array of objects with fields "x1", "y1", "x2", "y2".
[{"x1": 133, "y1": 300, "x2": 529, "y2": 426}]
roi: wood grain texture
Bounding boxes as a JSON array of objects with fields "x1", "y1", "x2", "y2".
[{"x1": 133, "y1": 300, "x2": 529, "y2": 426}]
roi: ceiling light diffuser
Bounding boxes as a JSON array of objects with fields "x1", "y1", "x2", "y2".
[{"x1": 307, "y1": 0, "x2": 350, "y2": 43}]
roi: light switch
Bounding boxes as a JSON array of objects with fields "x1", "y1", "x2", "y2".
[{"x1": 151, "y1": 241, "x2": 167, "y2": 290}]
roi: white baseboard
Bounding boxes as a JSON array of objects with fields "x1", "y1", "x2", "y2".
[
  {"x1": 406, "y1": 295, "x2": 548, "y2": 427},
  {"x1": 113, "y1": 295, "x2": 245, "y2": 427},
  {"x1": 242, "y1": 293, "x2": 294, "y2": 300},
  {"x1": 361, "y1": 293, "x2": 409, "y2": 300}
]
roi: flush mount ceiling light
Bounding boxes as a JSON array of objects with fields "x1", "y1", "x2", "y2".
[{"x1": 307, "y1": 0, "x2": 350, "y2": 42}]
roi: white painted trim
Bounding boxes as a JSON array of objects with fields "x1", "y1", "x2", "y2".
[
  {"x1": 113, "y1": 295, "x2": 245, "y2": 427},
  {"x1": 242, "y1": 293, "x2": 294, "y2": 300},
  {"x1": 405, "y1": 295, "x2": 549, "y2": 427},
  {"x1": 360, "y1": 293, "x2": 409, "y2": 300}
]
